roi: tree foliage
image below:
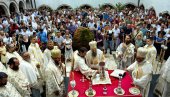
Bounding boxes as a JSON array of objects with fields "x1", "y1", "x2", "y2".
[{"x1": 73, "y1": 27, "x2": 94, "y2": 50}]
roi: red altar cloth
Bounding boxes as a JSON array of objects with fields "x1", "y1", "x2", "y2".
[{"x1": 68, "y1": 71, "x2": 142, "y2": 97}]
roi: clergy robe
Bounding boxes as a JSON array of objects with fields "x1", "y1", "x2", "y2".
[
  {"x1": 7, "y1": 67, "x2": 31, "y2": 97},
  {"x1": 28, "y1": 43, "x2": 44, "y2": 66},
  {"x1": 6, "y1": 51, "x2": 23, "y2": 63},
  {"x1": 43, "y1": 46, "x2": 58, "y2": 67},
  {"x1": 116, "y1": 43, "x2": 135, "y2": 69},
  {"x1": 74, "y1": 50, "x2": 97, "y2": 78},
  {"x1": 45, "y1": 59, "x2": 65, "y2": 97},
  {"x1": 28, "y1": 59, "x2": 44, "y2": 93},
  {"x1": 85, "y1": 49, "x2": 105, "y2": 70},
  {"x1": 0, "y1": 82, "x2": 22, "y2": 97},
  {"x1": 20, "y1": 60, "x2": 40, "y2": 89},
  {"x1": 0, "y1": 62, "x2": 6, "y2": 72},
  {"x1": 0, "y1": 46, "x2": 6, "y2": 64},
  {"x1": 161, "y1": 56, "x2": 170, "y2": 97},
  {"x1": 144, "y1": 45, "x2": 157, "y2": 72},
  {"x1": 127, "y1": 60, "x2": 153, "y2": 97},
  {"x1": 28, "y1": 43, "x2": 44, "y2": 80},
  {"x1": 154, "y1": 56, "x2": 170, "y2": 97}
]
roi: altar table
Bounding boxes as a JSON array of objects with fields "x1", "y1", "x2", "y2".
[{"x1": 68, "y1": 70, "x2": 142, "y2": 97}]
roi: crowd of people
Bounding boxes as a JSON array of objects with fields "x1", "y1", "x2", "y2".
[{"x1": 0, "y1": 5, "x2": 170, "y2": 97}]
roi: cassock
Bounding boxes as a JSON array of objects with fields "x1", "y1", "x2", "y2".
[
  {"x1": 127, "y1": 60, "x2": 152, "y2": 97},
  {"x1": 116, "y1": 43, "x2": 135, "y2": 69},
  {"x1": 7, "y1": 67, "x2": 31, "y2": 97},
  {"x1": 144, "y1": 44, "x2": 157, "y2": 71},
  {"x1": 86, "y1": 49, "x2": 105, "y2": 69},
  {"x1": 0, "y1": 82, "x2": 22, "y2": 97},
  {"x1": 45, "y1": 59, "x2": 65, "y2": 97},
  {"x1": 74, "y1": 50, "x2": 97, "y2": 78}
]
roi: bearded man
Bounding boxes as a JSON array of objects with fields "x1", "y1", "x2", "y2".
[
  {"x1": 85, "y1": 41, "x2": 105, "y2": 70},
  {"x1": 127, "y1": 47, "x2": 153, "y2": 97},
  {"x1": 45, "y1": 48, "x2": 66, "y2": 97},
  {"x1": 7, "y1": 57, "x2": 31, "y2": 97},
  {"x1": 0, "y1": 72, "x2": 22, "y2": 97},
  {"x1": 116, "y1": 35, "x2": 135, "y2": 69}
]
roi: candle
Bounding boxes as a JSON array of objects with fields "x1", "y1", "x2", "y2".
[
  {"x1": 136, "y1": 69, "x2": 138, "y2": 79},
  {"x1": 72, "y1": 71, "x2": 74, "y2": 80}
]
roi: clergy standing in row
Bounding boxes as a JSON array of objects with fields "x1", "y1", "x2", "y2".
[
  {"x1": 86, "y1": 41, "x2": 105, "y2": 70},
  {"x1": 127, "y1": 47, "x2": 153, "y2": 97},
  {"x1": 45, "y1": 48, "x2": 66, "y2": 97},
  {"x1": 116, "y1": 35, "x2": 135, "y2": 69},
  {"x1": 0, "y1": 72, "x2": 22, "y2": 97},
  {"x1": 28, "y1": 35, "x2": 44, "y2": 82},
  {"x1": 7, "y1": 57, "x2": 31, "y2": 97},
  {"x1": 144, "y1": 37, "x2": 157, "y2": 73}
]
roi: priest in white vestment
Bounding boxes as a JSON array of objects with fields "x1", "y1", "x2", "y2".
[
  {"x1": 161, "y1": 56, "x2": 170, "y2": 97},
  {"x1": 127, "y1": 47, "x2": 153, "y2": 97},
  {"x1": 0, "y1": 72, "x2": 22, "y2": 97},
  {"x1": 0, "y1": 43, "x2": 6, "y2": 65},
  {"x1": 44, "y1": 40, "x2": 58, "y2": 67},
  {"x1": 20, "y1": 52, "x2": 41, "y2": 97},
  {"x1": 45, "y1": 48, "x2": 66, "y2": 97},
  {"x1": 0, "y1": 62, "x2": 6, "y2": 72},
  {"x1": 154, "y1": 56, "x2": 170, "y2": 97},
  {"x1": 86, "y1": 41, "x2": 105, "y2": 70},
  {"x1": 7, "y1": 57, "x2": 31, "y2": 97},
  {"x1": 74, "y1": 47, "x2": 98, "y2": 79},
  {"x1": 28, "y1": 36, "x2": 44, "y2": 80},
  {"x1": 6, "y1": 44, "x2": 23, "y2": 63},
  {"x1": 116, "y1": 35, "x2": 135, "y2": 69},
  {"x1": 144, "y1": 37, "x2": 157, "y2": 73}
]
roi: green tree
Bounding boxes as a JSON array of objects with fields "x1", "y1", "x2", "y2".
[{"x1": 73, "y1": 27, "x2": 94, "y2": 50}]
